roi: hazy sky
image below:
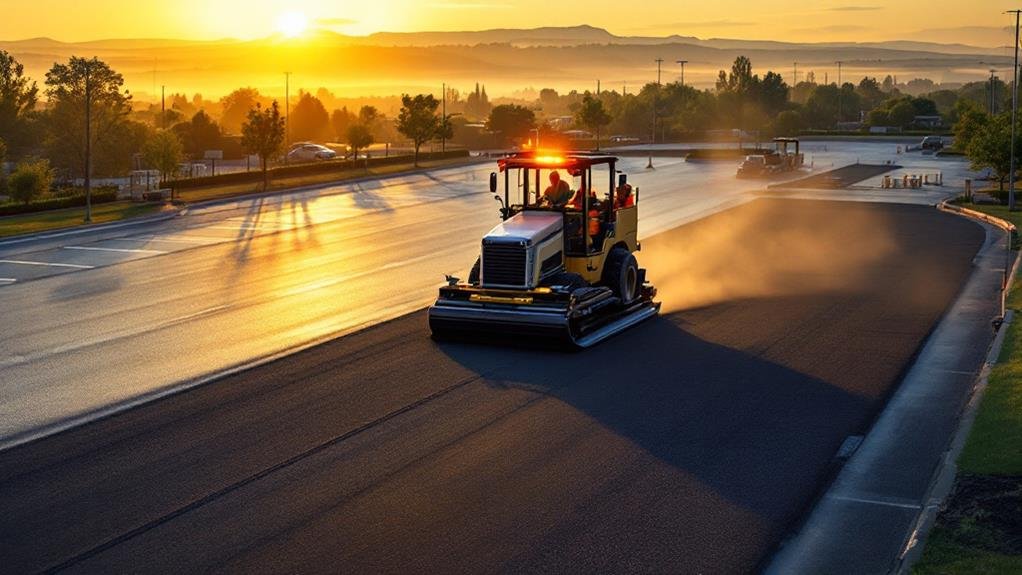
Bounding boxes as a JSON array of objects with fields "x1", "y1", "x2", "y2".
[{"x1": 1, "y1": 0, "x2": 1018, "y2": 46}]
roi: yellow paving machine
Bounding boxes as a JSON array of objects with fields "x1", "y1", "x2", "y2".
[{"x1": 428, "y1": 151, "x2": 659, "y2": 347}]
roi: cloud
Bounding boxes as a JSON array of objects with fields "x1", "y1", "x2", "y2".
[
  {"x1": 315, "y1": 17, "x2": 358, "y2": 27},
  {"x1": 791, "y1": 24, "x2": 867, "y2": 33},
  {"x1": 825, "y1": 5, "x2": 882, "y2": 11}
]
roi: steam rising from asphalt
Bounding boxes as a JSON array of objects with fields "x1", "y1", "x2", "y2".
[{"x1": 640, "y1": 200, "x2": 898, "y2": 312}]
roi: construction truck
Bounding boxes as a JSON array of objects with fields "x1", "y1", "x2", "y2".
[
  {"x1": 428, "y1": 152, "x2": 659, "y2": 348},
  {"x1": 736, "y1": 137, "x2": 804, "y2": 178}
]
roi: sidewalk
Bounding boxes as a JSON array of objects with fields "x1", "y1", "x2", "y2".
[{"x1": 766, "y1": 217, "x2": 1008, "y2": 574}]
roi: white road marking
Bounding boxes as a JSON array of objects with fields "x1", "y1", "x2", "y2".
[
  {"x1": 63, "y1": 246, "x2": 168, "y2": 255},
  {"x1": 0, "y1": 278, "x2": 16, "y2": 283},
  {"x1": 0, "y1": 259, "x2": 94, "y2": 269},
  {"x1": 827, "y1": 494, "x2": 922, "y2": 510}
]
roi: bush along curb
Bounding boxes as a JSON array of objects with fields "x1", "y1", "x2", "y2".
[{"x1": 0, "y1": 189, "x2": 119, "y2": 217}]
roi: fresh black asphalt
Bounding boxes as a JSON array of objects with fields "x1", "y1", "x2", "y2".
[{"x1": 0, "y1": 200, "x2": 989, "y2": 574}]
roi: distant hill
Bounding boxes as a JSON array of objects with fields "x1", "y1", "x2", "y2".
[{"x1": 0, "y1": 26, "x2": 1007, "y2": 101}]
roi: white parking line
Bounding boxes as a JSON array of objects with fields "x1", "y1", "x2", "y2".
[
  {"x1": 0, "y1": 259, "x2": 94, "y2": 269},
  {"x1": 63, "y1": 246, "x2": 168, "y2": 255}
]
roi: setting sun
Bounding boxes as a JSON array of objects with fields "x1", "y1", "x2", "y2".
[{"x1": 276, "y1": 11, "x2": 308, "y2": 38}]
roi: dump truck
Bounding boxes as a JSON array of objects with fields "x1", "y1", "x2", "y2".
[
  {"x1": 428, "y1": 151, "x2": 659, "y2": 348},
  {"x1": 736, "y1": 137, "x2": 804, "y2": 178}
]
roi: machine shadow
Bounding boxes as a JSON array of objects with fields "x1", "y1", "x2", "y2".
[{"x1": 434, "y1": 307, "x2": 871, "y2": 523}]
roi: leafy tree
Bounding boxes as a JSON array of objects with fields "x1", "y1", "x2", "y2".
[
  {"x1": 0, "y1": 50, "x2": 38, "y2": 156},
  {"x1": 396, "y1": 94, "x2": 441, "y2": 166},
  {"x1": 220, "y1": 87, "x2": 261, "y2": 134},
  {"x1": 887, "y1": 99, "x2": 917, "y2": 128},
  {"x1": 755, "y1": 71, "x2": 789, "y2": 116},
  {"x1": 966, "y1": 113, "x2": 1021, "y2": 191},
  {"x1": 952, "y1": 99, "x2": 988, "y2": 152},
  {"x1": 346, "y1": 123, "x2": 374, "y2": 160},
  {"x1": 241, "y1": 101, "x2": 285, "y2": 190},
  {"x1": 486, "y1": 104, "x2": 536, "y2": 146},
  {"x1": 142, "y1": 130, "x2": 183, "y2": 186},
  {"x1": 331, "y1": 107, "x2": 356, "y2": 141},
  {"x1": 358, "y1": 105, "x2": 379, "y2": 125},
  {"x1": 774, "y1": 110, "x2": 806, "y2": 136},
  {"x1": 44, "y1": 56, "x2": 131, "y2": 219},
  {"x1": 856, "y1": 77, "x2": 886, "y2": 111},
  {"x1": 172, "y1": 110, "x2": 221, "y2": 157},
  {"x1": 574, "y1": 93, "x2": 611, "y2": 148},
  {"x1": 289, "y1": 92, "x2": 330, "y2": 142},
  {"x1": 7, "y1": 158, "x2": 53, "y2": 204}
]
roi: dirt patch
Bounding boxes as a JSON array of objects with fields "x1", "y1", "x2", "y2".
[{"x1": 935, "y1": 474, "x2": 1022, "y2": 555}]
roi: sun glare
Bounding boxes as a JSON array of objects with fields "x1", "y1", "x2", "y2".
[{"x1": 277, "y1": 11, "x2": 308, "y2": 38}]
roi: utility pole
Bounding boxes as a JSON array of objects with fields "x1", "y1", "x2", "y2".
[
  {"x1": 161, "y1": 85, "x2": 165, "y2": 129},
  {"x1": 442, "y1": 82, "x2": 446, "y2": 153},
  {"x1": 84, "y1": 64, "x2": 92, "y2": 223},
  {"x1": 1008, "y1": 10, "x2": 1021, "y2": 211},
  {"x1": 991, "y1": 69, "x2": 998, "y2": 115},
  {"x1": 836, "y1": 61, "x2": 844, "y2": 125},
  {"x1": 284, "y1": 71, "x2": 291, "y2": 150},
  {"x1": 676, "y1": 60, "x2": 688, "y2": 87},
  {"x1": 649, "y1": 58, "x2": 663, "y2": 168},
  {"x1": 793, "y1": 61, "x2": 798, "y2": 86}
]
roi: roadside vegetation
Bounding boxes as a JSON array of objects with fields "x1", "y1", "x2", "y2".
[
  {"x1": 914, "y1": 204, "x2": 1022, "y2": 574},
  {"x1": 0, "y1": 201, "x2": 167, "y2": 238}
]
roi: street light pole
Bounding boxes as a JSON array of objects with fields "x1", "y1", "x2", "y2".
[
  {"x1": 649, "y1": 58, "x2": 663, "y2": 169},
  {"x1": 284, "y1": 71, "x2": 291, "y2": 150},
  {"x1": 442, "y1": 82, "x2": 446, "y2": 153},
  {"x1": 991, "y1": 69, "x2": 997, "y2": 114},
  {"x1": 836, "y1": 61, "x2": 844, "y2": 125},
  {"x1": 84, "y1": 64, "x2": 92, "y2": 224},
  {"x1": 793, "y1": 61, "x2": 798, "y2": 86},
  {"x1": 1008, "y1": 10, "x2": 1021, "y2": 211},
  {"x1": 161, "y1": 85, "x2": 165, "y2": 129}
]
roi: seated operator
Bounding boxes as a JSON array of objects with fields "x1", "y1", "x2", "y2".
[
  {"x1": 615, "y1": 181, "x2": 635, "y2": 208},
  {"x1": 542, "y1": 170, "x2": 574, "y2": 207}
]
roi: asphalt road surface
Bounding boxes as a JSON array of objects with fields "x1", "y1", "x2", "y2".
[
  {"x1": 0, "y1": 200, "x2": 987, "y2": 574},
  {"x1": 8, "y1": 142, "x2": 964, "y2": 446}
]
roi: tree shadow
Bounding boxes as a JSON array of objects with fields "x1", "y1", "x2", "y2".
[{"x1": 352, "y1": 180, "x2": 394, "y2": 212}]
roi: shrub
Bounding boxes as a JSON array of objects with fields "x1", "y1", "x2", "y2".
[{"x1": 7, "y1": 158, "x2": 54, "y2": 205}]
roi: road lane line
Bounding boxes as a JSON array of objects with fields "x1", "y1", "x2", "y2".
[
  {"x1": 0, "y1": 278, "x2": 16, "y2": 283},
  {"x1": 143, "y1": 235, "x2": 225, "y2": 244},
  {"x1": 0, "y1": 259, "x2": 94, "y2": 269},
  {"x1": 64, "y1": 246, "x2": 168, "y2": 255}
]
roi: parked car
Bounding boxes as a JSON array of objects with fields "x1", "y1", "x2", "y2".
[
  {"x1": 920, "y1": 136, "x2": 944, "y2": 151},
  {"x1": 287, "y1": 143, "x2": 337, "y2": 162}
]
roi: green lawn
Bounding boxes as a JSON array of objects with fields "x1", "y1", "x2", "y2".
[
  {"x1": 914, "y1": 203, "x2": 1022, "y2": 574},
  {"x1": 0, "y1": 201, "x2": 168, "y2": 238}
]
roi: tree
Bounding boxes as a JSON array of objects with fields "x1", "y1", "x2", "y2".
[
  {"x1": 486, "y1": 104, "x2": 536, "y2": 146},
  {"x1": 856, "y1": 77, "x2": 886, "y2": 111},
  {"x1": 44, "y1": 56, "x2": 131, "y2": 222},
  {"x1": 142, "y1": 130, "x2": 183, "y2": 188},
  {"x1": 331, "y1": 107, "x2": 356, "y2": 141},
  {"x1": 574, "y1": 93, "x2": 612, "y2": 148},
  {"x1": 952, "y1": 99, "x2": 988, "y2": 152},
  {"x1": 396, "y1": 94, "x2": 441, "y2": 166},
  {"x1": 774, "y1": 110, "x2": 806, "y2": 136},
  {"x1": 220, "y1": 87, "x2": 261, "y2": 134},
  {"x1": 0, "y1": 137, "x2": 7, "y2": 195},
  {"x1": 0, "y1": 50, "x2": 38, "y2": 156},
  {"x1": 290, "y1": 92, "x2": 330, "y2": 142},
  {"x1": 346, "y1": 123, "x2": 374, "y2": 160},
  {"x1": 241, "y1": 101, "x2": 285, "y2": 190},
  {"x1": 966, "y1": 113, "x2": 1022, "y2": 191},
  {"x1": 7, "y1": 158, "x2": 53, "y2": 205},
  {"x1": 887, "y1": 99, "x2": 917, "y2": 129}
]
